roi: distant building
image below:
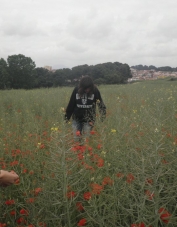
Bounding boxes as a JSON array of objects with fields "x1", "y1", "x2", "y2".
[{"x1": 44, "y1": 65, "x2": 52, "y2": 71}]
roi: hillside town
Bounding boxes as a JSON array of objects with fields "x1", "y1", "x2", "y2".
[{"x1": 129, "y1": 68, "x2": 177, "y2": 82}]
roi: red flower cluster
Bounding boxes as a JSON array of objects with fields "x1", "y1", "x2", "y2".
[
  {"x1": 77, "y1": 218, "x2": 87, "y2": 226},
  {"x1": 158, "y1": 207, "x2": 171, "y2": 224},
  {"x1": 145, "y1": 178, "x2": 153, "y2": 185},
  {"x1": 5, "y1": 200, "x2": 15, "y2": 205},
  {"x1": 131, "y1": 223, "x2": 152, "y2": 227},
  {"x1": 102, "y1": 176, "x2": 113, "y2": 186},
  {"x1": 91, "y1": 154, "x2": 104, "y2": 167},
  {"x1": 67, "y1": 191, "x2": 76, "y2": 199},
  {"x1": 116, "y1": 172, "x2": 124, "y2": 178},
  {"x1": 34, "y1": 187, "x2": 42, "y2": 196},
  {"x1": 0, "y1": 223, "x2": 6, "y2": 227},
  {"x1": 131, "y1": 223, "x2": 145, "y2": 227},
  {"x1": 10, "y1": 160, "x2": 19, "y2": 166},
  {"x1": 76, "y1": 130, "x2": 81, "y2": 136},
  {"x1": 126, "y1": 173, "x2": 135, "y2": 183},
  {"x1": 26, "y1": 198, "x2": 35, "y2": 203},
  {"x1": 16, "y1": 217, "x2": 26, "y2": 224},
  {"x1": 20, "y1": 209, "x2": 29, "y2": 216},
  {"x1": 10, "y1": 210, "x2": 16, "y2": 216},
  {"x1": 76, "y1": 202, "x2": 84, "y2": 211},
  {"x1": 90, "y1": 183, "x2": 103, "y2": 195},
  {"x1": 145, "y1": 190, "x2": 154, "y2": 200},
  {"x1": 83, "y1": 192, "x2": 92, "y2": 200}
]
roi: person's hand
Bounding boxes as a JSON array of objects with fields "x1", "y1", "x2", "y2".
[{"x1": 0, "y1": 170, "x2": 19, "y2": 187}]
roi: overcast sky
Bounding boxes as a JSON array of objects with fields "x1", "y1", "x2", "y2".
[{"x1": 1, "y1": 0, "x2": 177, "y2": 69}]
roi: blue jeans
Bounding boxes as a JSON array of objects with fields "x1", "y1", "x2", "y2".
[{"x1": 72, "y1": 120, "x2": 92, "y2": 141}]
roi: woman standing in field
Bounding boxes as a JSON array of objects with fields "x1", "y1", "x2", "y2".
[{"x1": 65, "y1": 76, "x2": 106, "y2": 141}]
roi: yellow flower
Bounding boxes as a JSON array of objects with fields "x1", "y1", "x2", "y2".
[
  {"x1": 96, "y1": 99, "x2": 100, "y2": 103},
  {"x1": 111, "y1": 129, "x2": 116, "y2": 133},
  {"x1": 60, "y1": 107, "x2": 65, "y2": 112},
  {"x1": 51, "y1": 127, "x2": 58, "y2": 131}
]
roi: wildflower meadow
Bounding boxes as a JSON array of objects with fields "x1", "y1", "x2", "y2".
[{"x1": 1, "y1": 79, "x2": 177, "y2": 227}]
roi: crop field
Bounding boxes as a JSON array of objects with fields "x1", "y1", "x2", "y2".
[{"x1": 1, "y1": 79, "x2": 177, "y2": 227}]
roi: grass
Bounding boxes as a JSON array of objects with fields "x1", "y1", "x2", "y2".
[{"x1": 1, "y1": 79, "x2": 177, "y2": 227}]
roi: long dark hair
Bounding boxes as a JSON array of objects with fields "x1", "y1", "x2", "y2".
[{"x1": 78, "y1": 76, "x2": 95, "y2": 96}]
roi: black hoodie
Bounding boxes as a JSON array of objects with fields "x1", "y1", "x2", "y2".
[{"x1": 65, "y1": 86, "x2": 106, "y2": 123}]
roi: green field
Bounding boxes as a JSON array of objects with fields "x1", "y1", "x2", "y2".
[{"x1": 1, "y1": 79, "x2": 177, "y2": 227}]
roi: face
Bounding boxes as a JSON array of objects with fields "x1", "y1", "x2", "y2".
[{"x1": 84, "y1": 88, "x2": 91, "y2": 93}]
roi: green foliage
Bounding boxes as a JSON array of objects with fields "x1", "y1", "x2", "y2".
[
  {"x1": 7, "y1": 54, "x2": 36, "y2": 89},
  {"x1": 0, "y1": 55, "x2": 132, "y2": 89},
  {"x1": 132, "y1": 64, "x2": 177, "y2": 72},
  {"x1": 0, "y1": 58, "x2": 10, "y2": 89},
  {"x1": 34, "y1": 67, "x2": 53, "y2": 88},
  {"x1": 1, "y1": 81, "x2": 177, "y2": 226}
]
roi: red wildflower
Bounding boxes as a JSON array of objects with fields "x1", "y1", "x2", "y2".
[
  {"x1": 26, "y1": 198, "x2": 35, "y2": 203},
  {"x1": 16, "y1": 217, "x2": 26, "y2": 224},
  {"x1": 145, "y1": 190, "x2": 154, "y2": 200},
  {"x1": 97, "y1": 158, "x2": 104, "y2": 167},
  {"x1": 90, "y1": 130, "x2": 96, "y2": 135},
  {"x1": 77, "y1": 153, "x2": 84, "y2": 160},
  {"x1": 77, "y1": 218, "x2": 87, "y2": 226},
  {"x1": 91, "y1": 183, "x2": 104, "y2": 195},
  {"x1": 166, "y1": 133, "x2": 172, "y2": 138},
  {"x1": 43, "y1": 131, "x2": 48, "y2": 136},
  {"x1": 14, "y1": 178, "x2": 20, "y2": 185},
  {"x1": 158, "y1": 207, "x2": 171, "y2": 224},
  {"x1": 29, "y1": 170, "x2": 34, "y2": 175},
  {"x1": 76, "y1": 202, "x2": 84, "y2": 211},
  {"x1": 20, "y1": 209, "x2": 29, "y2": 216},
  {"x1": 40, "y1": 144, "x2": 45, "y2": 149},
  {"x1": 11, "y1": 149, "x2": 21, "y2": 156},
  {"x1": 102, "y1": 176, "x2": 113, "y2": 186},
  {"x1": 116, "y1": 172, "x2": 124, "y2": 178},
  {"x1": 162, "y1": 159, "x2": 168, "y2": 164},
  {"x1": 38, "y1": 222, "x2": 46, "y2": 227},
  {"x1": 97, "y1": 144, "x2": 102, "y2": 149},
  {"x1": 83, "y1": 192, "x2": 92, "y2": 200},
  {"x1": 126, "y1": 173, "x2": 135, "y2": 183},
  {"x1": 5, "y1": 200, "x2": 15, "y2": 205},
  {"x1": 67, "y1": 191, "x2": 76, "y2": 199},
  {"x1": 131, "y1": 223, "x2": 145, "y2": 227},
  {"x1": 146, "y1": 178, "x2": 153, "y2": 185},
  {"x1": 83, "y1": 163, "x2": 94, "y2": 171},
  {"x1": 76, "y1": 131, "x2": 81, "y2": 136},
  {"x1": 87, "y1": 146, "x2": 93, "y2": 151},
  {"x1": 10, "y1": 160, "x2": 19, "y2": 166},
  {"x1": 34, "y1": 187, "x2": 42, "y2": 196},
  {"x1": 23, "y1": 168, "x2": 28, "y2": 173},
  {"x1": 0, "y1": 224, "x2": 6, "y2": 227},
  {"x1": 10, "y1": 210, "x2": 16, "y2": 216}
]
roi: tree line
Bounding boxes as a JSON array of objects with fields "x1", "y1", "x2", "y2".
[
  {"x1": 0, "y1": 54, "x2": 132, "y2": 89},
  {"x1": 131, "y1": 65, "x2": 177, "y2": 72}
]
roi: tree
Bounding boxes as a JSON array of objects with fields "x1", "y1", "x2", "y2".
[
  {"x1": 34, "y1": 67, "x2": 53, "y2": 88},
  {"x1": 0, "y1": 58, "x2": 10, "y2": 89},
  {"x1": 7, "y1": 54, "x2": 36, "y2": 89}
]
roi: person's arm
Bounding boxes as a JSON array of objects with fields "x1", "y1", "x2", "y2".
[
  {"x1": 0, "y1": 170, "x2": 19, "y2": 186},
  {"x1": 95, "y1": 88, "x2": 106, "y2": 121},
  {"x1": 65, "y1": 87, "x2": 77, "y2": 121}
]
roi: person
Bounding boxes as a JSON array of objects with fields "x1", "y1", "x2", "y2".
[
  {"x1": 65, "y1": 76, "x2": 106, "y2": 141},
  {"x1": 0, "y1": 169, "x2": 19, "y2": 187}
]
